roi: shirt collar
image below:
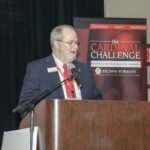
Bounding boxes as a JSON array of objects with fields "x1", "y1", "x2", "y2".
[{"x1": 52, "y1": 53, "x2": 64, "y2": 72}]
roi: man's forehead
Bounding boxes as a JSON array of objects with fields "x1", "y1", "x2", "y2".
[{"x1": 62, "y1": 28, "x2": 78, "y2": 39}]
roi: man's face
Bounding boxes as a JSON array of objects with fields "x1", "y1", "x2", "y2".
[{"x1": 54, "y1": 28, "x2": 79, "y2": 63}]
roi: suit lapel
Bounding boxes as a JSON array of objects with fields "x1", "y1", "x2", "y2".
[{"x1": 45, "y1": 55, "x2": 64, "y2": 98}]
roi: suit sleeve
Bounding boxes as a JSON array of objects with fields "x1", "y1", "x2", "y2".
[{"x1": 19, "y1": 62, "x2": 40, "y2": 118}]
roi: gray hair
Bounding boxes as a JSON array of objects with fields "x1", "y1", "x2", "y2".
[{"x1": 50, "y1": 24, "x2": 75, "y2": 46}]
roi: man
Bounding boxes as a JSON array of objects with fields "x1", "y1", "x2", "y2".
[{"x1": 19, "y1": 24, "x2": 102, "y2": 118}]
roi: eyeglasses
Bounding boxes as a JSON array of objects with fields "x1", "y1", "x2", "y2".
[{"x1": 57, "y1": 40, "x2": 80, "y2": 46}]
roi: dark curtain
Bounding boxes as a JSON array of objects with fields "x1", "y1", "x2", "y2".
[{"x1": 0, "y1": 0, "x2": 104, "y2": 147}]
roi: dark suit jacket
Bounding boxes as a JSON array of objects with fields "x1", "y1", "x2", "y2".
[{"x1": 19, "y1": 55, "x2": 102, "y2": 117}]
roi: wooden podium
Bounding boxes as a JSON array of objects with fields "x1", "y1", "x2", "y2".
[{"x1": 20, "y1": 100, "x2": 150, "y2": 150}]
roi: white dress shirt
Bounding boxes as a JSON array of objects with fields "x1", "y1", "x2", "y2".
[{"x1": 53, "y1": 54, "x2": 82, "y2": 100}]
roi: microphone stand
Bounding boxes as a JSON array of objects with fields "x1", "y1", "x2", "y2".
[
  {"x1": 30, "y1": 110, "x2": 34, "y2": 150},
  {"x1": 13, "y1": 74, "x2": 74, "y2": 113},
  {"x1": 13, "y1": 74, "x2": 75, "y2": 150}
]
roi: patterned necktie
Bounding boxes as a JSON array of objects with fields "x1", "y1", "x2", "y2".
[{"x1": 63, "y1": 64, "x2": 76, "y2": 99}]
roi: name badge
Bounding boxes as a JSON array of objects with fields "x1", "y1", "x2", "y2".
[{"x1": 47, "y1": 67, "x2": 57, "y2": 73}]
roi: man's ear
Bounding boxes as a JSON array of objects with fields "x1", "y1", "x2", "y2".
[{"x1": 54, "y1": 40, "x2": 60, "y2": 49}]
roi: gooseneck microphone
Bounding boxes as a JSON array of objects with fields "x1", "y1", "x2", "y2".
[
  {"x1": 13, "y1": 73, "x2": 75, "y2": 113},
  {"x1": 67, "y1": 63, "x2": 82, "y2": 89}
]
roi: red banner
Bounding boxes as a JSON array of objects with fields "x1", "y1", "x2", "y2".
[{"x1": 74, "y1": 18, "x2": 147, "y2": 100}]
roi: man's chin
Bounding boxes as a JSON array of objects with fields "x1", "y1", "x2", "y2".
[
  {"x1": 66, "y1": 56, "x2": 76, "y2": 63},
  {"x1": 70, "y1": 57, "x2": 76, "y2": 62}
]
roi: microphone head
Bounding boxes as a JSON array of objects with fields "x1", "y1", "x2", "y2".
[
  {"x1": 67, "y1": 63, "x2": 82, "y2": 88},
  {"x1": 67, "y1": 63, "x2": 76, "y2": 70}
]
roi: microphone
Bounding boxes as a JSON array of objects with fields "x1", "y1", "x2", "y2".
[
  {"x1": 13, "y1": 74, "x2": 74, "y2": 113},
  {"x1": 67, "y1": 63, "x2": 82, "y2": 88}
]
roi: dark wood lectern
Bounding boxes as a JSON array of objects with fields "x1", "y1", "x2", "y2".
[{"x1": 20, "y1": 100, "x2": 150, "y2": 150}]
